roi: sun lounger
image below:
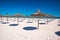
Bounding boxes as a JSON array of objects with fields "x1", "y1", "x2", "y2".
[{"x1": 27, "y1": 21, "x2": 33, "y2": 23}]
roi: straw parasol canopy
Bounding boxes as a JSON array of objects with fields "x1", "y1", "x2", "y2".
[
  {"x1": 31, "y1": 9, "x2": 46, "y2": 17},
  {"x1": 14, "y1": 13, "x2": 20, "y2": 17},
  {"x1": 31, "y1": 9, "x2": 54, "y2": 18},
  {"x1": 14, "y1": 13, "x2": 26, "y2": 17}
]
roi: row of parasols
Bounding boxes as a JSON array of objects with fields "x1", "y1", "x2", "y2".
[
  {"x1": 0, "y1": 9, "x2": 55, "y2": 23},
  {"x1": 0, "y1": 9, "x2": 56, "y2": 30},
  {"x1": 0, "y1": 14, "x2": 54, "y2": 30}
]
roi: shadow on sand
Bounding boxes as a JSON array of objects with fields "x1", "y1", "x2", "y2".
[
  {"x1": 23, "y1": 26, "x2": 37, "y2": 30},
  {"x1": 9, "y1": 24, "x2": 18, "y2": 26},
  {"x1": 55, "y1": 31, "x2": 60, "y2": 36},
  {"x1": 58, "y1": 24, "x2": 60, "y2": 26},
  {"x1": 26, "y1": 22, "x2": 33, "y2": 23},
  {"x1": 39, "y1": 23, "x2": 46, "y2": 24},
  {"x1": 1, "y1": 22, "x2": 9, "y2": 24},
  {"x1": 0, "y1": 21, "x2": 3, "y2": 23}
]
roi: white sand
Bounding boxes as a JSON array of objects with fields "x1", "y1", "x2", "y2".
[{"x1": 0, "y1": 17, "x2": 60, "y2": 40}]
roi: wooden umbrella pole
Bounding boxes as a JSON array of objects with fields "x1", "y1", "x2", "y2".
[
  {"x1": 1, "y1": 16, "x2": 2, "y2": 21},
  {"x1": 17, "y1": 17, "x2": 19, "y2": 24},
  {"x1": 37, "y1": 18, "x2": 39, "y2": 29},
  {"x1": 7, "y1": 16, "x2": 8, "y2": 23},
  {"x1": 14, "y1": 17, "x2": 16, "y2": 21},
  {"x1": 0, "y1": 15, "x2": 2, "y2": 21},
  {"x1": 23, "y1": 18, "x2": 25, "y2": 21},
  {"x1": 46, "y1": 15, "x2": 48, "y2": 24},
  {"x1": 22, "y1": 18, "x2": 24, "y2": 22},
  {"x1": 0, "y1": 17, "x2": 1, "y2": 21},
  {"x1": 16, "y1": 16, "x2": 18, "y2": 24},
  {"x1": 6, "y1": 13, "x2": 9, "y2": 23},
  {"x1": 14, "y1": 13, "x2": 20, "y2": 24},
  {"x1": 32, "y1": 17, "x2": 34, "y2": 22},
  {"x1": 47, "y1": 17, "x2": 48, "y2": 24}
]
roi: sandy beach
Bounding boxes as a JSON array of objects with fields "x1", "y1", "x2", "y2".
[{"x1": 0, "y1": 17, "x2": 60, "y2": 40}]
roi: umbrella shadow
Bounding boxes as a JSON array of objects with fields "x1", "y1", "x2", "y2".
[
  {"x1": 1, "y1": 22, "x2": 9, "y2": 24},
  {"x1": 39, "y1": 23, "x2": 46, "y2": 24},
  {"x1": 0, "y1": 21, "x2": 3, "y2": 23},
  {"x1": 55, "y1": 31, "x2": 60, "y2": 36},
  {"x1": 57, "y1": 24, "x2": 60, "y2": 26},
  {"x1": 23, "y1": 26, "x2": 37, "y2": 30},
  {"x1": 9, "y1": 24, "x2": 18, "y2": 26}
]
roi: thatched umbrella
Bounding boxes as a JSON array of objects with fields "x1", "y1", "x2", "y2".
[
  {"x1": 31, "y1": 9, "x2": 48, "y2": 17},
  {"x1": 46, "y1": 12, "x2": 55, "y2": 24},
  {"x1": 31, "y1": 9, "x2": 55, "y2": 29},
  {"x1": 6, "y1": 13, "x2": 9, "y2": 23},
  {"x1": 0, "y1": 14, "x2": 2, "y2": 22},
  {"x1": 14, "y1": 13, "x2": 20, "y2": 24},
  {"x1": 30, "y1": 9, "x2": 51, "y2": 29},
  {"x1": 30, "y1": 9, "x2": 41, "y2": 29}
]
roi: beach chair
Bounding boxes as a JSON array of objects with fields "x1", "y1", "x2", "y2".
[
  {"x1": 26, "y1": 18, "x2": 33, "y2": 23},
  {"x1": 39, "y1": 19, "x2": 46, "y2": 24}
]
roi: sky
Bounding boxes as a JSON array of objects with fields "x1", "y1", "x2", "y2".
[{"x1": 0, "y1": 0, "x2": 60, "y2": 17}]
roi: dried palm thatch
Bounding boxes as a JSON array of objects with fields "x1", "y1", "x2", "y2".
[{"x1": 31, "y1": 9, "x2": 54, "y2": 18}]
